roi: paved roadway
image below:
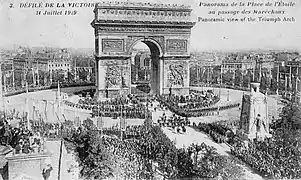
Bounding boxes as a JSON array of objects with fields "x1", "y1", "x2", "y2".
[
  {"x1": 4, "y1": 86, "x2": 282, "y2": 179},
  {"x1": 163, "y1": 126, "x2": 264, "y2": 180},
  {"x1": 3, "y1": 86, "x2": 283, "y2": 127}
]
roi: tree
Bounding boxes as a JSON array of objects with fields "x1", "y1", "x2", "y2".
[
  {"x1": 14, "y1": 70, "x2": 23, "y2": 87},
  {"x1": 189, "y1": 65, "x2": 198, "y2": 85},
  {"x1": 234, "y1": 69, "x2": 243, "y2": 87},
  {"x1": 242, "y1": 70, "x2": 251, "y2": 88},
  {"x1": 279, "y1": 103, "x2": 301, "y2": 131},
  {"x1": 212, "y1": 66, "x2": 221, "y2": 84},
  {"x1": 37, "y1": 70, "x2": 45, "y2": 86},
  {"x1": 66, "y1": 69, "x2": 75, "y2": 84},
  {"x1": 78, "y1": 68, "x2": 89, "y2": 82},
  {"x1": 176, "y1": 148, "x2": 195, "y2": 178},
  {"x1": 69, "y1": 128, "x2": 115, "y2": 180},
  {"x1": 223, "y1": 70, "x2": 233, "y2": 85},
  {"x1": 26, "y1": 70, "x2": 33, "y2": 86},
  {"x1": 52, "y1": 69, "x2": 65, "y2": 83}
]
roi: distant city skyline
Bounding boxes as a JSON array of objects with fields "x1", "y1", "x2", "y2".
[{"x1": 0, "y1": 0, "x2": 300, "y2": 52}]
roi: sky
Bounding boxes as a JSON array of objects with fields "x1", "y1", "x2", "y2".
[{"x1": 0, "y1": 0, "x2": 300, "y2": 51}]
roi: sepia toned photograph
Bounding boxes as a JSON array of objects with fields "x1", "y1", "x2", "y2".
[{"x1": 0, "y1": 0, "x2": 300, "y2": 179}]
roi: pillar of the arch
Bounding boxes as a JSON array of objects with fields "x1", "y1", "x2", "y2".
[
  {"x1": 95, "y1": 59, "x2": 130, "y2": 100},
  {"x1": 159, "y1": 58, "x2": 164, "y2": 95},
  {"x1": 95, "y1": 60, "x2": 106, "y2": 100},
  {"x1": 150, "y1": 55, "x2": 160, "y2": 95},
  {"x1": 163, "y1": 58, "x2": 190, "y2": 95}
]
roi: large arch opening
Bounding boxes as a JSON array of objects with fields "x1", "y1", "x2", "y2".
[{"x1": 130, "y1": 39, "x2": 162, "y2": 95}]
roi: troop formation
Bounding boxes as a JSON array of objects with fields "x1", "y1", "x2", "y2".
[
  {"x1": 157, "y1": 113, "x2": 190, "y2": 133},
  {"x1": 162, "y1": 90, "x2": 219, "y2": 109}
]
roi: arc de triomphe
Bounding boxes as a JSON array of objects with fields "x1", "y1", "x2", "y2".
[{"x1": 91, "y1": 1, "x2": 195, "y2": 99}]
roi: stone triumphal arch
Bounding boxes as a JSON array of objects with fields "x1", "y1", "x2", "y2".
[{"x1": 91, "y1": 1, "x2": 195, "y2": 99}]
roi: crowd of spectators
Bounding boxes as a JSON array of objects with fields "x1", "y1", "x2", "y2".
[
  {"x1": 192, "y1": 115, "x2": 301, "y2": 179},
  {"x1": 157, "y1": 113, "x2": 190, "y2": 133},
  {"x1": 195, "y1": 122, "x2": 235, "y2": 144},
  {"x1": 65, "y1": 95, "x2": 152, "y2": 119},
  {"x1": 158, "y1": 94, "x2": 240, "y2": 117},
  {"x1": 0, "y1": 113, "x2": 45, "y2": 155},
  {"x1": 0, "y1": 110, "x2": 79, "y2": 156},
  {"x1": 162, "y1": 90, "x2": 219, "y2": 109},
  {"x1": 231, "y1": 136, "x2": 301, "y2": 179}
]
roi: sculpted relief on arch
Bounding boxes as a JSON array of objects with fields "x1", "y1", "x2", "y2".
[
  {"x1": 165, "y1": 60, "x2": 188, "y2": 87},
  {"x1": 101, "y1": 60, "x2": 129, "y2": 89}
]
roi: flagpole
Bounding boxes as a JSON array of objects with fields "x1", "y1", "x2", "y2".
[
  {"x1": 12, "y1": 63, "x2": 15, "y2": 91},
  {"x1": 276, "y1": 63, "x2": 279, "y2": 95},
  {"x1": 26, "y1": 82, "x2": 30, "y2": 130},
  {"x1": 269, "y1": 65, "x2": 272, "y2": 90},
  {"x1": 196, "y1": 63, "x2": 199, "y2": 85},
  {"x1": 285, "y1": 75, "x2": 287, "y2": 97},
  {"x1": 37, "y1": 61, "x2": 40, "y2": 87},
  {"x1": 219, "y1": 64, "x2": 222, "y2": 97},
  {"x1": 3, "y1": 72, "x2": 7, "y2": 93},
  {"x1": 32, "y1": 67, "x2": 35, "y2": 87},
  {"x1": 289, "y1": 65, "x2": 292, "y2": 94},
  {"x1": 252, "y1": 65, "x2": 256, "y2": 81},
  {"x1": 0, "y1": 62, "x2": 4, "y2": 113},
  {"x1": 296, "y1": 77, "x2": 299, "y2": 94},
  {"x1": 259, "y1": 60, "x2": 262, "y2": 83}
]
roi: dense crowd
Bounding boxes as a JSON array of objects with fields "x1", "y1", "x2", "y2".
[
  {"x1": 0, "y1": 110, "x2": 79, "y2": 155},
  {"x1": 158, "y1": 95, "x2": 240, "y2": 117},
  {"x1": 102, "y1": 137, "x2": 146, "y2": 179},
  {"x1": 193, "y1": 115, "x2": 301, "y2": 179},
  {"x1": 0, "y1": 114, "x2": 45, "y2": 154},
  {"x1": 65, "y1": 95, "x2": 151, "y2": 119},
  {"x1": 231, "y1": 136, "x2": 301, "y2": 179},
  {"x1": 157, "y1": 113, "x2": 190, "y2": 133},
  {"x1": 162, "y1": 90, "x2": 219, "y2": 109},
  {"x1": 99, "y1": 125, "x2": 149, "y2": 140},
  {"x1": 196, "y1": 122, "x2": 235, "y2": 144}
]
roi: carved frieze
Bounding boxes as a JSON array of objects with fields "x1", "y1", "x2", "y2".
[
  {"x1": 166, "y1": 39, "x2": 187, "y2": 52},
  {"x1": 97, "y1": 26, "x2": 191, "y2": 34},
  {"x1": 102, "y1": 39, "x2": 124, "y2": 52},
  {"x1": 96, "y1": 1, "x2": 192, "y2": 10},
  {"x1": 99, "y1": 8, "x2": 191, "y2": 19}
]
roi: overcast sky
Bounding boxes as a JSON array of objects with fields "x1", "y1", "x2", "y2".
[{"x1": 0, "y1": 0, "x2": 300, "y2": 51}]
